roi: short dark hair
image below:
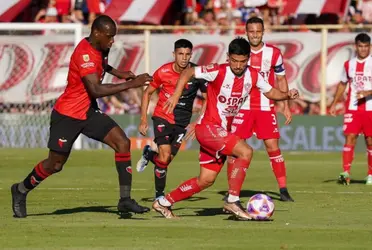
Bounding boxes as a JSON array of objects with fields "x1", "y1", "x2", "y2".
[
  {"x1": 174, "y1": 39, "x2": 193, "y2": 50},
  {"x1": 245, "y1": 16, "x2": 264, "y2": 29},
  {"x1": 355, "y1": 33, "x2": 371, "y2": 44},
  {"x1": 228, "y1": 37, "x2": 250, "y2": 56},
  {"x1": 91, "y1": 15, "x2": 116, "y2": 32}
]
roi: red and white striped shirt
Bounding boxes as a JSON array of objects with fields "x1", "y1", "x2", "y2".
[
  {"x1": 241, "y1": 43, "x2": 285, "y2": 111},
  {"x1": 194, "y1": 63, "x2": 272, "y2": 130},
  {"x1": 341, "y1": 56, "x2": 372, "y2": 112}
]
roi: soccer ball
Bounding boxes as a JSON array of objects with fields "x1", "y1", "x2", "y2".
[{"x1": 246, "y1": 193, "x2": 275, "y2": 220}]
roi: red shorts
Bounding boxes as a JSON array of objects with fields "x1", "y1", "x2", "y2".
[
  {"x1": 343, "y1": 111, "x2": 372, "y2": 136},
  {"x1": 195, "y1": 124, "x2": 240, "y2": 172},
  {"x1": 87, "y1": 0, "x2": 102, "y2": 14},
  {"x1": 231, "y1": 109, "x2": 280, "y2": 140},
  {"x1": 55, "y1": 0, "x2": 71, "y2": 15}
]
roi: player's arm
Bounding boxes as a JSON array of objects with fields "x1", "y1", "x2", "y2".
[
  {"x1": 330, "y1": 62, "x2": 349, "y2": 116},
  {"x1": 357, "y1": 90, "x2": 372, "y2": 99},
  {"x1": 82, "y1": 73, "x2": 152, "y2": 99},
  {"x1": 257, "y1": 74, "x2": 298, "y2": 101},
  {"x1": 164, "y1": 67, "x2": 195, "y2": 114},
  {"x1": 139, "y1": 85, "x2": 158, "y2": 136},
  {"x1": 106, "y1": 65, "x2": 136, "y2": 80},
  {"x1": 164, "y1": 64, "x2": 218, "y2": 114}
]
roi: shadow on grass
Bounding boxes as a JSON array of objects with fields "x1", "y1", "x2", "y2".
[
  {"x1": 217, "y1": 190, "x2": 282, "y2": 201},
  {"x1": 323, "y1": 179, "x2": 366, "y2": 184},
  {"x1": 28, "y1": 205, "x2": 147, "y2": 220},
  {"x1": 141, "y1": 196, "x2": 208, "y2": 203}
]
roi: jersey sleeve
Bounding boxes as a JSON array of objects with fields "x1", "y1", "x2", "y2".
[
  {"x1": 256, "y1": 72, "x2": 273, "y2": 93},
  {"x1": 340, "y1": 61, "x2": 349, "y2": 84},
  {"x1": 76, "y1": 51, "x2": 99, "y2": 78},
  {"x1": 194, "y1": 63, "x2": 219, "y2": 82},
  {"x1": 150, "y1": 69, "x2": 162, "y2": 89},
  {"x1": 273, "y1": 51, "x2": 286, "y2": 76},
  {"x1": 199, "y1": 80, "x2": 208, "y2": 93}
]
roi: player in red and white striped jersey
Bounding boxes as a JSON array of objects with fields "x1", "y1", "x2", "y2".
[
  {"x1": 330, "y1": 33, "x2": 372, "y2": 185},
  {"x1": 151, "y1": 38, "x2": 299, "y2": 220},
  {"x1": 230, "y1": 17, "x2": 294, "y2": 202}
]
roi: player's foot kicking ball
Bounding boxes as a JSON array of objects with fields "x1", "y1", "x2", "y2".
[{"x1": 223, "y1": 200, "x2": 252, "y2": 221}]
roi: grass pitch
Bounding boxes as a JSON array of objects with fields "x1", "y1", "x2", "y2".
[{"x1": 1, "y1": 149, "x2": 372, "y2": 249}]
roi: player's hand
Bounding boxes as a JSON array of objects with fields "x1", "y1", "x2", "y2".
[
  {"x1": 288, "y1": 89, "x2": 299, "y2": 100},
  {"x1": 282, "y1": 107, "x2": 292, "y2": 125},
  {"x1": 129, "y1": 73, "x2": 152, "y2": 88},
  {"x1": 329, "y1": 104, "x2": 337, "y2": 117},
  {"x1": 121, "y1": 71, "x2": 136, "y2": 80},
  {"x1": 138, "y1": 120, "x2": 148, "y2": 136},
  {"x1": 356, "y1": 90, "x2": 369, "y2": 100},
  {"x1": 185, "y1": 122, "x2": 196, "y2": 140},
  {"x1": 164, "y1": 95, "x2": 179, "y2": 114}
]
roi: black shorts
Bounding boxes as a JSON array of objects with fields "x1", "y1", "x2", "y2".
[
  {"x1": 48, "y1": 108, "x2": 118, "y2": 153},
  {"x1": 152, "y1": 116, "x2": 187, "y2": 156}
]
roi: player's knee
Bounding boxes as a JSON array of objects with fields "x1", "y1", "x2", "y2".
[
  {"x1": 197, "y1": 175, "x2": 215, "y2": 189},
  {"x1": 239, "y1": 146, "x2": 253, "y2": 161},
  {"x1": 158, "y1": 150, "x2": 172, "y2": 164},
  {"x1": 113, "y1": 137, "x2": 131, "y2": 152},
  {"x1": 346, "y1": 135, "x2": 357, "y2": 145},
  {"x1": 45, "y1": 158, "x2": 66, "y2": 173}
]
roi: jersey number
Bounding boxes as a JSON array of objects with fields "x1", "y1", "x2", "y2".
[
  {"x1": 271, "y1": 114, "x2": 277, "y2": 125},
  {"x1": 176, "y1": 133, "x2": 185, "y2": 143}
]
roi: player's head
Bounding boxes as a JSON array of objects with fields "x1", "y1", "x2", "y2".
[
  {"x1": 90, "y1": 15, "x2": 117, "y2": 51},
  {"x1": 227, "y1": 37, "x2": 250, "y2": 76},
  {"x1": 355, "y1": 33, "x2": 371, "y2": 59},
  {"x1": 245, "y1": 17, "x2": 264, "y2": 47},
  {"x1": 173, "y1": 39, "x2": 193, "y2": 69}
]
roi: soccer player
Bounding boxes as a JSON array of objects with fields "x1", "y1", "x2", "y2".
[
  {"x1": 136, "y1": 39, "x2": 207, "y2": 199},
  {"x1": 152, "y1": 37, "x2": 299, "y2": 220},
  {"x1": 329, "y1": 33, "x2": 372, "y2": 185},
  {"x1": 230, "y1": 17, "x2": 294, "y2": 202},
  {"x1": 10, "y1": 15, "x2": 152, "y2": 218}
]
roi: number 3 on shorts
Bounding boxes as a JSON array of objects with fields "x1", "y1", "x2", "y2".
[
  {"x1": 176, "y1": 133, "x2": 185, "y2": 143},
  {"x1": 271, "y1": 114, "x2": 277, "y2": 125}
]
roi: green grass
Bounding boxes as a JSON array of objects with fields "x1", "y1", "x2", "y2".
[{"x1": 1, "y1": 149, "x2": 372, "y2": 249}]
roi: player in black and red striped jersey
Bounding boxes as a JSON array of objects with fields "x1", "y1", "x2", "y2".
[
  {"x1": 137, "y1": 39, "x2": 207, "y2": 199},
  {"x1": 11, "y1": 15, "x2": 152, "y2": 218}
]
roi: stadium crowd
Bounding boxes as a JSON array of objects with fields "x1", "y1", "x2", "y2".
[{"x1": 2, "y1": 0, "x2": 371, "y2": 115}]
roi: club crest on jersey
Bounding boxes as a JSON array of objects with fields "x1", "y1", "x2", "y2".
[
  {"x1": 83, "y1": 54, "x2": 90, "y2": 62},
  {"x1": 201, "y1": 63, "x2": 217, "y2": 73},
  {"x1": 157, "y1": 124, "x2": 165, "y2": 132},
  {"x1": 58, "y1": 138, "x2": 67, "y2": 148}
]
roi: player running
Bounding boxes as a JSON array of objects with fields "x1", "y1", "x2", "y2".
[
  {"x1": 230, "y1": 17, "x2": 294, "y2": 202},
  {"x1": 151, "y1": 37, "x2": 299, "y2": 220},
  {"x1": 329, "y1": 33, "x2": 372, "y2": 185},
  {"x1": 10, "y1": 15, "x2": 152, "y2": 218},
  {"x1": 137, "y1": 39, "x2": 207, "y2": 199}
]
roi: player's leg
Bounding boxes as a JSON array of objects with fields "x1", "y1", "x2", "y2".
[
  {"x1": 11, "y1": 110, "x2": 79, "y2": 218},
  {"x1": 365, "y1": 136, "x2": 372, "y2": 185},
  {"x1": 340, "y1": 113, "x2": 361, "y2": 185},
  {"x1": 263, "y1": 138, "x2": 293, "y2": 201},
  {"x1": 153, "y1": 144, "x2": 173, "y2": 198},
  {"x1": 363, "y1": 112, "x2": 372, "y2": 184},
  {"x1": 226, "y1": 109, "x2": 254, "y2": 199},
  {"x1": 153, "y1": 148, "x2": 222, "y2": 219},
  {"x1": 82, "y1": 110, "x2": 149, "y2": 213}
]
